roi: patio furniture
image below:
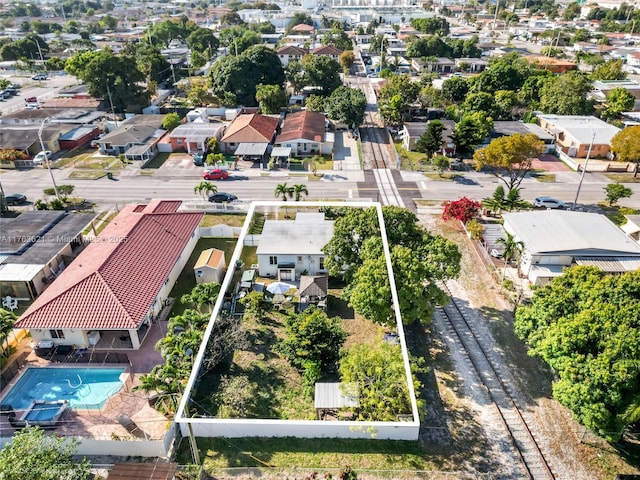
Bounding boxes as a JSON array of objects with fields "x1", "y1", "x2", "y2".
[{"x1": 2, "y1": 296, "x2": 18, "y2": 311}]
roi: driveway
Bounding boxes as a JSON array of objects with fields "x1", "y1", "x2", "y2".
[{"x1": 532, "y1": 154, "x2": 571, "y2": 172}]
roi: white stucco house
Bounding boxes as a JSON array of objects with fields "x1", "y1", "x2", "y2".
[
  {"x1": 256, "y1": 212, "x2": 333, "y2": 280},
  {"x1": 502, "y1": 210, "x2": 640, "y2": 286}
]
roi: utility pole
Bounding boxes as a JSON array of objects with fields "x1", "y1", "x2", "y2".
[
  {"x1": 493, "y1": 0, "x2": 500, "y2": 32},
  {"x1": 106, "y1": 83, "x2": 118, "y2": 128},
  {"x1": 38, "y1": 118, "x2": 60, "y2": 201},
  {"x1": 572, "y1": 123, "x2": 595, "y2": 211}
]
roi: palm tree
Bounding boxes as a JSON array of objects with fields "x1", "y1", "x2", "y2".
[
  {"x1": 0, "y1": 309, "x2": 17, "y2": 358},
  {"x1": 194, "y1": 181, "x2": 216, "y2": 200},
  {"x1": 293, "y1": 184, "x2": 309, "y2": 201},
  {"x1": 274, "y1": 182, "x2": 293, "y2": 201},
  {"x1": 497, "y1": 232, "x2": 524, "y2": 281}
]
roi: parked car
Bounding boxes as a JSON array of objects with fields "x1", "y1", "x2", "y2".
[
  {"x1": 31, "y1": 73, "x2": 48, "y2": 80},
  {"x1": 33, "y1": 150, "x2": 53, "y2": 165},
  {"x1": 450, "y1": 159, "x2": 466, "y2": 171},
  {"x1": 25, "y1": 104, "x2": 39, "y2": 109},
  {"x1": 193, "y1": 152, "x2": 204, "y2": 166},
  {"x1": 4, "y1": 193, "x2": 27, "y2": 205},
  {"x1": 534, "y1": 196, "x2": 564, "y2": 209},
  {"x1": 203, "y1": 168, "x2": 229, "y2": 180},
  {"x1": 90, "y1": 133, "x2": 106, "y2": 148},
  {"x1": 208, "y1": 192, "x2": 238, "y2": 203},
  {"x1": 25, "y1": 96, "x2": 37, "y2": 103}
]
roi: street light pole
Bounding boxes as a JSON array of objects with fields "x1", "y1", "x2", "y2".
[
  {"x1": 38, "y1": 118, "x2": 60, "y2": 201},
  {"x1": 572, "y1": 125, "x2": 596, "y2": 211}
]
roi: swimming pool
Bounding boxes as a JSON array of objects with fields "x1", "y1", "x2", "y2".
[{"x1": 0, "y1": 367, "x2": 125, "y2": 411}]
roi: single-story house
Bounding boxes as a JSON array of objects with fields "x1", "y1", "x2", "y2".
[
  {"x1": 97, "y1": 114, "x2": 166, "y2": 163},
  {"x1": 312, "y1": 45, "x2": 343, "y2": 62},
  {"x1": 220, "y1": 113, "x2": 280, "y2": 164},
  {"x1": 0, "y1": 108, "x2": 105, "y2": 126},
  {"x1": 194, "y1": 248, "x2": 226, "y2": 284},
  {"x1": 256, "y1": 212, "x2": 333, "y2": 280},
  {"x1": 401, "y1": 120, "x2": 455, "y2": 155},
  {"x1": 58, "y1": 125, "x2": 100, "y2": 150},
  {"x1": 291, "y1": 23, "x2": 315, "y2": 35},
  {"x1": 524, "y1": 56, "x2": 577, "y2": 74},
  {"x1": 277, "y1": 45, "x2": 307, "y2": 66},
  {"x1": 411, "y1": 57, "x2": 455, "y2": 74},
  {"x1": 14, "y1": 200, "x2": 203, "y2": 350},
  {"x1": 591, "y1": 80, "x2": 640, "y2": 111},
  {"x1": 0, "y1": 211, "x2": 93, "y2": 301},
  {"x1": 486, "y1": 121, "x2": 555, "y2": 153},
  {"x1": 169, "y1": 123, "x2": 225, "y2": 154},
  {"x1": 536, "y1": 114, "x2": 621, "y2": 159},
  {"x1": 274, "y1": 110, "x2": 333, "y2": 157},
  {"x1": 0, "y1": 124, "x2": 72, "y2": 168},
  {"x1": 502, "y1": 210, "x2": 640, "y2": 286},
  {"x1": 455, "y1": 57, "x2": 488, "y2": 72}
]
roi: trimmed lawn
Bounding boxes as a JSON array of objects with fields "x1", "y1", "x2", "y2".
[
  {"x1": 423, "y1": 173, "x2": 463, "y2": 181},
  {"x1": 142, "y1": 152, "x2": 172, "y2": 169},
  {"x1": 200, "y1": 213, "x2": 247, "y2": 228},
  {"x1": 68, "y1": 171, "x2": 108, "y2": 180},
  {"x1": 530, "y1": 171, "x2": 556, "y2": 183}
]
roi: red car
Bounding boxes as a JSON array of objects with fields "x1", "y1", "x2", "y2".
[{"x1": 202, "y1": 168, "x2": 229, "y2": 180}]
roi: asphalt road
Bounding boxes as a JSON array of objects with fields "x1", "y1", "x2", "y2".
[{"x1": 1, "y1": 159, "x2": 637, "y2": 212}]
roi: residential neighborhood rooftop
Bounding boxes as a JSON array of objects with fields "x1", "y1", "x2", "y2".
[
  {"x1": 503, "y1": 211, "x2": 640, "y2": 256},
  {"x1": 14, "y1": 201, "x2": 203, "y2": 331}
]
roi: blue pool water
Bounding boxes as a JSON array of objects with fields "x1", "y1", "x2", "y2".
[
  {"x1": 1, "y1": 367, "x2": 124, "y2": 410},
  {"x1": 25, "y1": 402, "x2": 65, "y2": 421}
]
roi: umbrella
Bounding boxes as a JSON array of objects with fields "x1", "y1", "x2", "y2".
[{"x1": 266, "y1": 282, "x2": 296, "y2": 295}]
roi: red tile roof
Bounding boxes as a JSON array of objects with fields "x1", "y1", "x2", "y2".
[
  {"x1": 15, "y1": 200, "x2": 203, "y2": 331},
  {"x1": 277, "y1": 45, "x2": 307, "y2": 55},
  {"x1": 221, "y1": 113, "x2": 279, "y2": 144},
  {"x1": 291, "y1": 23, "x2": 314, "y2": 33},
  {"x1": 276, "y1": 110, "x2": 326, "y2": 143},
  {"x1": 312, "y1": 45, "x2": 343, "y2": 56}
]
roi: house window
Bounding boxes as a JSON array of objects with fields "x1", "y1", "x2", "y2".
[
  {"x1": 297, "y1": 256, "x2": 302, "y2": 263},
  {"x1": 49, "y1": 329, "x2": 65, "y2": 339},
  {"x1": 177, "y1": 138, "x2": 183, "y2": 144},
  {"x1": 269, "y1": 256, "x2": 278, "y2": 265},
  {"x1": 319, "y1": 257, "x2": 325, "y2": 270}
]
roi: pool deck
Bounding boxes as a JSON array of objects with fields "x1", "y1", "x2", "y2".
[{"x1": 0, "y1": 320, "x2": 169, "y2": 441}]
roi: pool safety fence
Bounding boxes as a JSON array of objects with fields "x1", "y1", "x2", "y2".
[{"x1": 0, "y1": 351, "x2": 29, "y2": 387}]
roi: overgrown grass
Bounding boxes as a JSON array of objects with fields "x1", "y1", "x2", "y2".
[
  {"x1": 423, "y1": 173, "x2": 462, "y2": 181},
  {"x1": 604, "y1": 173, "x2": 640, "y2": 183},
  {"x1": 179, "y1": 437, "x2": 430, "y2": 471}
]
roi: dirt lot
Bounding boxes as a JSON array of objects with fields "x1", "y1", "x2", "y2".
[{"x1": 418, "y1": 213, "x2": 640, "y2": 480}]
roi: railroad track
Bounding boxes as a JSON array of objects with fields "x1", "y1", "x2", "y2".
[{"x1": 438, "y1": 281, "x2": 555, "y2": 480}]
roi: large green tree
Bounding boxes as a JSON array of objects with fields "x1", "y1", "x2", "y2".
[
  {"x1": 378, "y1": 74, "x2": 419, "y2": 126},
  {"x1": 591, "y1": 59, "x2": 626, "y2": 81},
  {"x1": 601, "y1": 87, "x2": 635, "y2": 120},
  {"x1": 515, "y1": 267, "x2": 640, "y2": 440},
  {"x1": 209, "y1": 45, "x2": 284, "y2": 106},
  {"x1": 452, "y1": 111, "x2": 493, "y2": 154},
  {"x1": 255, "y1": 84, "x2": 286, "y2": 114},
  {"x1": 300, "y1": 55, "x2": 342, "y2": 96},
  {"x1": 610, "y1": 126, "x2": 640, "y2": 177},
  {"x1": 324, "y1": 86, "x2": 366, "y2": 128},
  {"x1": 325, "y1": 207, "x2": 459, "y2": 326},
  {"x1": 0, "y1": 425, "x2": 92, "y2": 480},
  {"x1": 473, "y1": 133, "x2": 545, "y2": 191},
  {"x1": 539, "y1": 72, "x2": 593, "y2": 115},
  {"x1": 340, "y1": 341, "x2": 414, "y2": 421},
  {"x1": 441, "y1": 76, "x2": 469, "y2": 103},
  {"x1": 186, "y1": 27, "x2": 219, "y2": 58},
  {"x1": 65, "y1": 49, "x2": 149, "y2": 112}
]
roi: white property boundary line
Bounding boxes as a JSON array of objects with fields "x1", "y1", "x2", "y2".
[{"x1": 175, "y1": 201, "x2": 420, "y2": 440}]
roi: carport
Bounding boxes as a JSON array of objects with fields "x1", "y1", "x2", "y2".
[
  {"x1": 234, "y1": 142, "x2": 269, "y2": 166},
  {"x1": 270, "y1": 146, "x2": 292, "y2": 168}
]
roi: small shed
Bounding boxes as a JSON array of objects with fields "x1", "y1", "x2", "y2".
[
  {"x1": 314, "y1": 382, "x2": 359, "y2": 420},
  {"x1": 194, "y1": 248, "x2": 226, "y2": 284}
]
